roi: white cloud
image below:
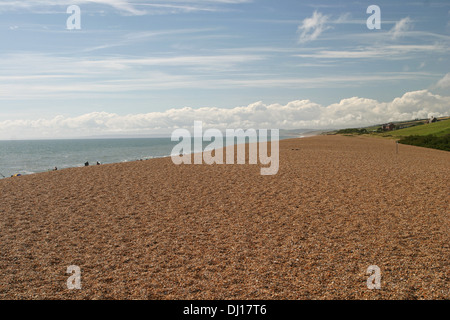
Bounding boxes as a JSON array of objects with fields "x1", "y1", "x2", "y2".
[
  {"x1": 1, "y1": 89, "x2": 449, "y2": 139},
  {"x1": 335, "y1": 12, "x2": 351, "y2": 24},
  {"x1": 295, "y1": 44, "x2": 447, "y2": 60},
  {"x1": 389, "y1": 17, "x2": 413, "y2": 39},
  {"x1": 2, "y1": 52, "x2": 442, "y2": 101},
  {"x1": 0, "y1": 0, "x2": 250, "y2": 15},
  {"x1": 0, "y1": 0, "x2": 145, "y2": 15},
  {"x1": 436, "y1": 73, "x2": 450, "y2": 88},
  {"x1": 297, "y1": 11, "x2": 331, "y2": 43}
]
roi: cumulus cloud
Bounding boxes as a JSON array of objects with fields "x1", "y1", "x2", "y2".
[
  {"x1": 297, "y1": 11, "x2": 331, "y2": 43},
  {"x1": 1, "y1": 89, "x2": 449, "y2": 140},
  {"x1": 389, "y1": 17, "x2": 413, "y2": 39}
]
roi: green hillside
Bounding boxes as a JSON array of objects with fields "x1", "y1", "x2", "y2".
[
  {"x1": 382, "y1": 119, "x2": 450, "y2": 137},
  {"x1": 330, "y1": 117, "x2": 450, "y2": 151}
]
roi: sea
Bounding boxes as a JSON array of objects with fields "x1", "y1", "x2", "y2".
[{"x1": 0, "y1": 134, "x2": 297, "y2": 178}]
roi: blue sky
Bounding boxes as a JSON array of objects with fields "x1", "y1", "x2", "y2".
[{"x1": 0, "y1": 0, "x2": 449, "y2": 139}]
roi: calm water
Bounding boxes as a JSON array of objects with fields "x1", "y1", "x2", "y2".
[
  {"x1": 0, "y1": 138, "x2": 177, "y2": 178},
  {"x1": 0, "y1": 135, "x2": 290, "y2": 178}
]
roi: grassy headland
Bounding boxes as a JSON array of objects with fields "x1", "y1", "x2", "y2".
[
  {"x1": 382, "y1": 118, "x2": 450, "y2": 137},
  {"x1": 329, "y1": 117, "x2": 450, "y2": 151}
]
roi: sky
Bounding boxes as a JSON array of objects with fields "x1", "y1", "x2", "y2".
[{"x1": 0, "y1": 0, "x2": 449, "y2": 139}]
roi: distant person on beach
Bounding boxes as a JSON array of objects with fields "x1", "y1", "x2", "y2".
[
  {"x1": 85, "y1": 162, "x2": 89, "y2": 166},
  {"x1": 54, "y1": 167, "x2": 57, "y2": 171}
]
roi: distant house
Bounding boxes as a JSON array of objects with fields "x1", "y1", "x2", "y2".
[
  {"x1": 382, "y1": 123, "x2": 395, "y2": 131},
  {"x1": 428, "y1": 116, "x2": 437, "y2": 124}
]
